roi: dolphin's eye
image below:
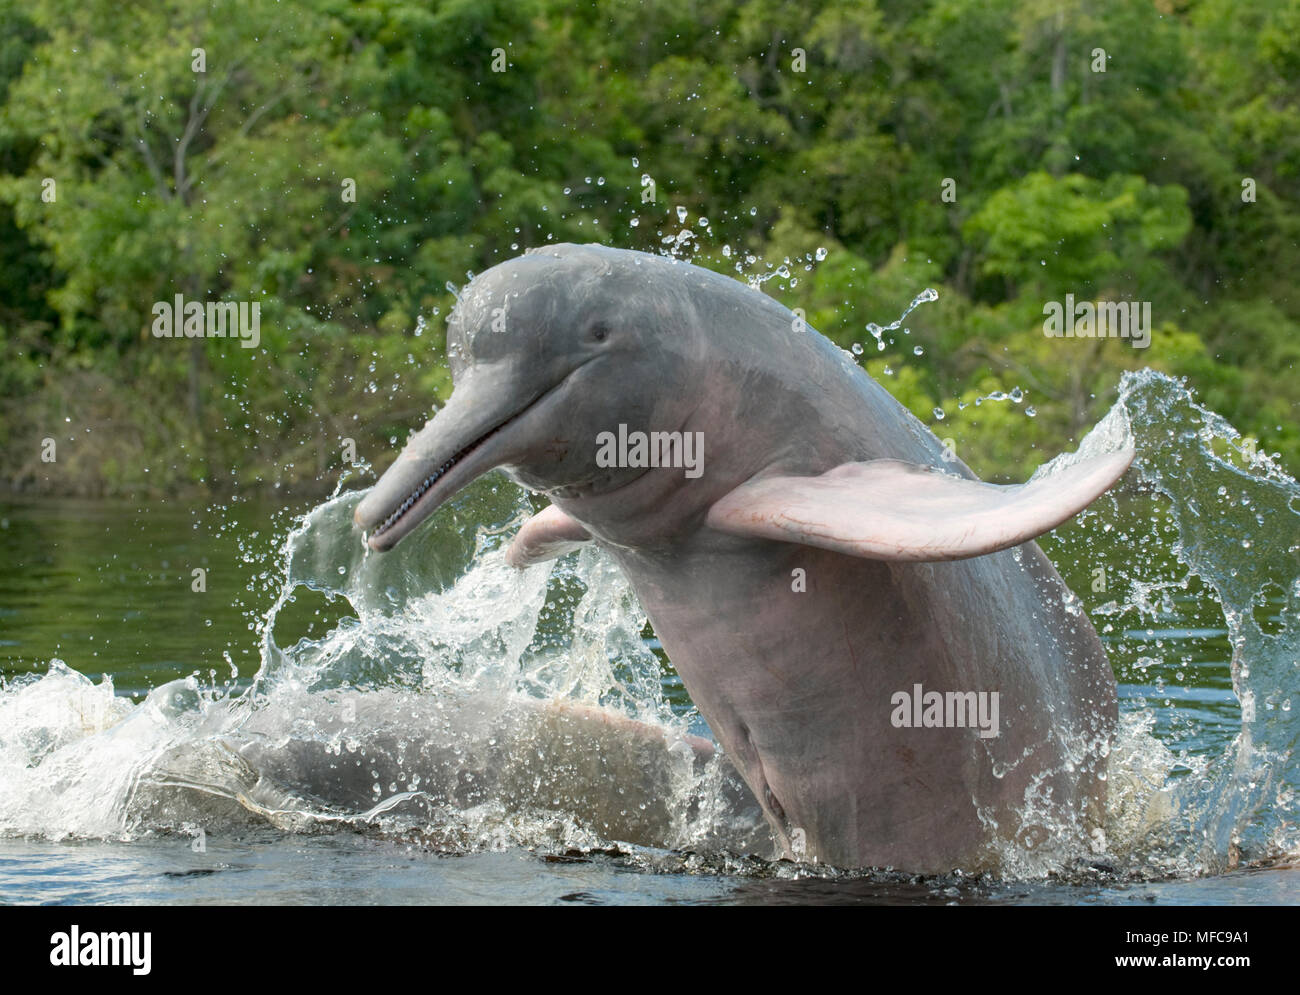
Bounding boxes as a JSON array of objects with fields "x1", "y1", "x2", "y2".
[{"x1": 587, "y1": 322, "x2": 610, "y2": 343}]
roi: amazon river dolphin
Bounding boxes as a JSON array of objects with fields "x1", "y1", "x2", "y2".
[{"x1": 354, "y1": 243, "x2": 1133, "y2": 873}]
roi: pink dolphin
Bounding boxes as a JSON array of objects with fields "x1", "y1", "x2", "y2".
[{"x1": 355, "y1": 244, "x2": 1131, "y2": 872}]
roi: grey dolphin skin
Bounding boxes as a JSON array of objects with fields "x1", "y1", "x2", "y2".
[{"x1": 354, "y1": 243, "x2": 1133, "y2": 873}]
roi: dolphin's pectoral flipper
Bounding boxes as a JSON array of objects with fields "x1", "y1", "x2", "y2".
[
  {"x1": 705, "y1": 447, "x2": 1135, "y2": 562},
  {"x1": 506, "y1": 503, "x2": 592, "y2": 567}
]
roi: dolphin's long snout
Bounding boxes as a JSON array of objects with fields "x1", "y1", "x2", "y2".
[{"x1": 354, "y1": 375, "x2": 526, "y2": 551}]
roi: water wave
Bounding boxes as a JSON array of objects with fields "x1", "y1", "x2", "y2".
[{"x1": 1, "y1": 370, "x2": 1295, "y2": 882}]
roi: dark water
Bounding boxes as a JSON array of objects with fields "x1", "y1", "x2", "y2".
[
  {"x1": 0, "y1": 491, "x2": 1291, "y2": 905},
  {"x1": 0, "y1": 497, "x2": 303, "y2": 698},
  {"x1": 8, "y1": 364, "x2": 1300, "y2": 907},
  {"x1": 0, "y1": 833, "x2": 1295, "y2": 906}
]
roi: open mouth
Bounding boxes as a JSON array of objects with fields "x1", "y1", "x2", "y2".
[
  {"x1": 361, "y1": 359, "x2": 596, "y2": 550},
  {"x1": 367, "y1": 417, "x2": 512, "y2": 545}
]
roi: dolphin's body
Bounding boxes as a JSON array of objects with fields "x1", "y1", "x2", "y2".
[{"x1": 355, "y1": 244, "x2": 1131, "y2": 872}]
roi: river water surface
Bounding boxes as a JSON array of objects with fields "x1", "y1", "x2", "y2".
[{"x1": 1, "y1": 370, "x2": 1297, "y2": 904}]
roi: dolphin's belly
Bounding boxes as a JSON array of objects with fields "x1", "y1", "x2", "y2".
[{"x1": 617, "y1": 534, "x2": 1117, "y2": 872}]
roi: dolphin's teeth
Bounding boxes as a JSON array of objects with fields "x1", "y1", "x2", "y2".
[{"x1": 372, "y1": 412, "x2": 518, "y2": 540}]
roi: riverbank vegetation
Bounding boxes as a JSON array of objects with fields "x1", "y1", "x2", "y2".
[{"x1": 2, "y1": 0, "x2": 1296, "y2": 495}]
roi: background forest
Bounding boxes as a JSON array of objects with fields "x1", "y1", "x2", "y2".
[{"x1": 1, "y1": 0, "x2": 1296, "y2": 494}]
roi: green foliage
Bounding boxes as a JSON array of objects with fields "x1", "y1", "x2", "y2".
[
  {"x1": 965, "y1": 172, "x2": 1191, "y2": 294},
  {"x1": 0, "y1": 0, "x2": 1297, "y2": 494}
]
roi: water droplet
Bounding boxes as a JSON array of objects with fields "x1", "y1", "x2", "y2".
[
  {"x1": 932, "y1": 407, "x2": 945, "y2": 421},
  {"x1": 913, "y1": 345, "x2": 924, "y2": 356},
  {"x1": 815, "y1": 247, "x2": 827, "y2": 261}
]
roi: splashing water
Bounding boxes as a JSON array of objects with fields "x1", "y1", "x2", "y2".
[
  {"x1": 861, "y1": 287, "x2": 939, "y2": 353},
  {"x1": 0, "y1": 369, "x2": 1296, "y2": 882},
  {"x1": 1004, "y1": 369, "x2": 1300, "y2": 878},
  {"x1": 0, "y1": 478, "x2": 766, "y2": 858}
]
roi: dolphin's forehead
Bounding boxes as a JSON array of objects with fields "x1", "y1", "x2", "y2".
[
  {"x1": 441, "y1": 243, "x2": 738, "y2": 385},
  {"x1": 447, "y1": 245, "x2": 627, "y2": 367}
]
